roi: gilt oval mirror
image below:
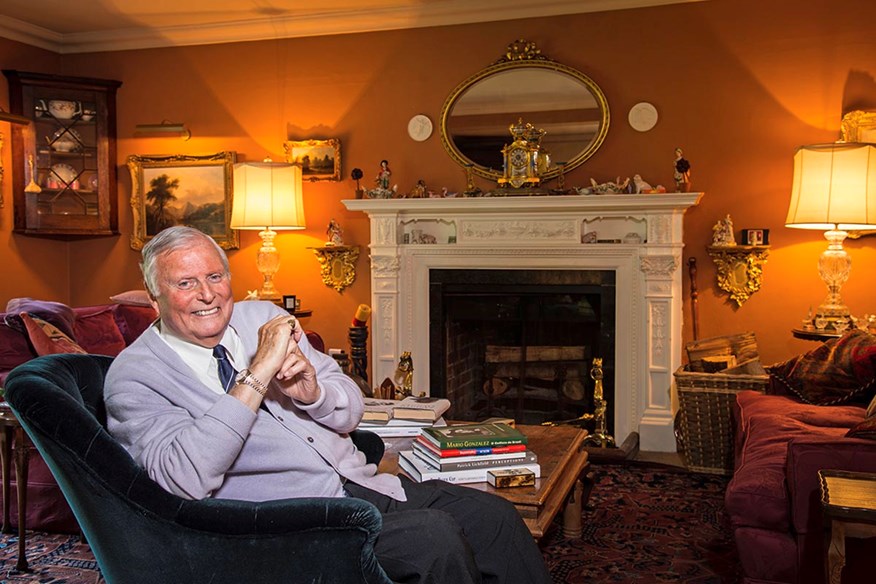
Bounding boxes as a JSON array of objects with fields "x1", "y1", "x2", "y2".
[{"x1": 440, "y1": 40, "x2": 610, "y2": 183}]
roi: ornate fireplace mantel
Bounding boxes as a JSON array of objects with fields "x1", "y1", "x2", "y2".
[{"x1": 343, "y1": 193, "x2": 703, "y2": 451}]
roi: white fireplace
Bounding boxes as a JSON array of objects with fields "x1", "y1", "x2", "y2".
[{"x1": 343, "y1": 193, "x2": 702, "y2": 451}]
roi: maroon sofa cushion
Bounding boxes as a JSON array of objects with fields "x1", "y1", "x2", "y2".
[
  {"x1": 111, "y1": 304, "x2": 158, "y2": 345},
  {"x1": 726, "y1": 391, "x2": 866, "y2": 532},
  {"x1": 0, "y1": 319, "x2": 36, "y2": 387},
  {"x1": 73, "y1": 306, "x2": 128, "y2": 356}
]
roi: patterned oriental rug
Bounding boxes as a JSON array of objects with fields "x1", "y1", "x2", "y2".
[
  {"x1": 541, "y1": 462, "x2": 740, "y2": 583},
  {"x1": 0, "y1": 462, "x2": 738, "y2": 583}
]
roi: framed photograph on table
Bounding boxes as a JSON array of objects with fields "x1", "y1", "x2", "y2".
[
  {"x1": 283, "y1": 295, "x2": 297, "y2": 311},
  {"x1": 127, "y1": 151, "x2": 238, "y2": 250},
  {"x1": 283, "y1": 139, "x2": 341, "y2": 182}
]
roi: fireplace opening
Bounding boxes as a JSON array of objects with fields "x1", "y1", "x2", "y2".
[{"x1": 429, "y1": 269, "x2": 615, "y2": 430}]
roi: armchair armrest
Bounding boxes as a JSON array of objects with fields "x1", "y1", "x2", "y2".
[
  {"x1": 786, "y1": 436, "x2": 876, "y2": 535},
  {"x1": 176, "y1": 494, "x2": 384, "y2": 535},
  {"x1": 351, "y1": 429, "x2": 385, "y2": 465}
]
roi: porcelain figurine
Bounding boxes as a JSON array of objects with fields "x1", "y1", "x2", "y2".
[
  {"x1": 674, "y1": 148, "x2": 691, "y2": 192},
  {"x1": 711, "y1": 214, "x2": 736, "y2": 247},
  {"x1": 326, "y1": 219, "x2": 344, "y2": 246}
]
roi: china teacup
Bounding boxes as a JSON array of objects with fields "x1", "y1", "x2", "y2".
[
  {"x1": 80, "y1": 108, "x2": 97, "y2": 122},
  {"x1": 46, "y1": 135, "x2": 78, "y2": 152},
  {"x1": 47, "y1": 100, "x2": 81, "y2": 120}
]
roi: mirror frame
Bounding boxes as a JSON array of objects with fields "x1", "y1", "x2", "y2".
[{"x1": 439, "y1": 41, "x2": 610, "y2": 183}]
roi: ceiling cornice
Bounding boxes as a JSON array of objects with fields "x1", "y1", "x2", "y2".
[{"x1": 0, "y1": 0, "x2": 706, "y2": 54}]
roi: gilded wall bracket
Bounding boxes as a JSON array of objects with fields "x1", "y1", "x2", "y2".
[
  {"x1": 310, "y1": 245, "x2": 359, "y2": 293},
  {"x1": 707, "y1": 245, "x2": 770, "y2": 307}
]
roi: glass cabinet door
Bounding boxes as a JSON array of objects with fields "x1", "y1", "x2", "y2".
[{"x1": 3, "y1": 70, "x2": 121, "y2": 236}]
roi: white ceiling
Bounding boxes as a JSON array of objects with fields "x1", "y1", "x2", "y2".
[{"x1": 0, "y1": 0, "x2": 704, "y2": 54}]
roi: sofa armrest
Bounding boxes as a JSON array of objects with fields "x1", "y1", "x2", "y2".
[{"x1": 786, "y1": 436, "x2": 876, "y2": 534}]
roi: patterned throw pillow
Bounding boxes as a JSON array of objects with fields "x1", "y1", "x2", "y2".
[
  {"x1": 847, "y1": 416, "x2": 876, "y2": 439},
  {"x1": 19, "y1": 312, "x2": 87, "y2": 356},
  {"x1": 766, "y1": 329, "x2": 876, "y2": 406}
]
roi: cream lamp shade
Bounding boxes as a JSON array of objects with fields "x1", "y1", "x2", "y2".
[
  {"x1": 785, "y1": 143, "x2": 876, "y2": 229},
  {"x1": 232, "y1": 161, "x2": 306, "y2": 301},
  {"x1": 785, "y1": 142, "x2": 876, "y2": 333}
]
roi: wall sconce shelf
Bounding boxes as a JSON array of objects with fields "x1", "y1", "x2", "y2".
[{"x1": 707, "y1": 245, "x2": 770, "y2": 307}]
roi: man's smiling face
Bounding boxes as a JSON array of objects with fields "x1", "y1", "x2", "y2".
[{"x1": 151, "y1": 237, "x2": 233, "y2": 347}]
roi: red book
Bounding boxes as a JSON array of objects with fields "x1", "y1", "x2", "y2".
[{"x1": 414, "y1": 435, "x2": 527, "y2": 458}]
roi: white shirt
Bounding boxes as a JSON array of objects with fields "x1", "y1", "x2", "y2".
[{"x1": 154, "y1": 321, "x2": 245, "y2": 395}]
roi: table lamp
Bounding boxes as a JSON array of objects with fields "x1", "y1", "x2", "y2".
[
  {"x1": 785, "y1": 142, "x2": 876, "y2": 332},
  {"x1": 231, "y1": 159, "x2": 306, "y2": 301}
]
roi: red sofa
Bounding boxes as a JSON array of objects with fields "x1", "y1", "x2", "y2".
[
  {"x1": 1, "y1": 299, "x2": 159, "y2": 532},
  {"x1": 725, "y1": 389, "x2": 876, "y2": 584}
]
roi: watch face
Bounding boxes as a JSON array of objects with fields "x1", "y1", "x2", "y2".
[{"x1": 510, "y1": 148, "x2": 528, "y2": 168}]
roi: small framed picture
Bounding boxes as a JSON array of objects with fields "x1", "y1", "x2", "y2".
[
  {"x1": 283, "y1": 138, "x2": 341, "y2": 181},
  {"x1": 742, "y1": 228, "x2": 769, "y2": 246},
  {"x1": 283, "y1": 295, "x2": 297, "y2": 311}
]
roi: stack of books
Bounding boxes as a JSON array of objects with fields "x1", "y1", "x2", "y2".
[
  {"x1": 357, "y1": 396, "x2": 451, "y2": 437},
  {"x1": 398, "y1": 422, "x2": 540, "y2": 485}
]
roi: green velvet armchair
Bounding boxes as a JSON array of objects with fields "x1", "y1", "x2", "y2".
[{"x1": 5, "y1": 353, "x2": 393, "y2": 584}]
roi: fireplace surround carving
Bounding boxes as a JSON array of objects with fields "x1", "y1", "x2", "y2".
[{"x1": 344, "y1": 193, "x2": 703, "y2": 451}]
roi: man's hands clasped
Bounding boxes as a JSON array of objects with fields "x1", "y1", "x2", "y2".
[{"x1": 247, "y1": 315, "x2": 320, "y2": 405}]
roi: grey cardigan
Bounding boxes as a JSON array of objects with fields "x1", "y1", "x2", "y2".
[{"x1": 105, "y1": 300, "x2": 405, "y2": 502}]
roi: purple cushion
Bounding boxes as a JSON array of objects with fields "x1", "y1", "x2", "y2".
[{"x1": 4, "y1": 298, "x2": 76, "y2": 339}]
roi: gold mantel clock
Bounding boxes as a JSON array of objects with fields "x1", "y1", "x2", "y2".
[{"x1": 498, "y1": 118, "x2": 548, "y2": 189}]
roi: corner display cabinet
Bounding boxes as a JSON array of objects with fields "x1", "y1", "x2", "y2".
[{"x1": 3, "y1": 70, "x2": 122, "y2": 236}]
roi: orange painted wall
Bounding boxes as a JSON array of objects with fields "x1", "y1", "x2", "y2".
[{"x1": 2, "y1": 0, "x2": 875, "y2": 365}]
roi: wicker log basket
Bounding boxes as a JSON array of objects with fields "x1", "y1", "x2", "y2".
[{"x1": 674, "y1": 332, "x2": 769, "y2": 475}]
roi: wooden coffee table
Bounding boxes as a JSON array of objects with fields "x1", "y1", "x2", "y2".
[{"x1": 382, "y1": 424, "x2": 590, "y2": 540}]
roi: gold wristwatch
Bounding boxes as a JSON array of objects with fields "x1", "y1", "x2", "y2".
[{"x1": 235, "y1": 368, "x2": 268, "y2": 396}]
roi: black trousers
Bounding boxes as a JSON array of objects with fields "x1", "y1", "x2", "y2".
[{"x1": 345, "y1": 476, "x2": 552, "y2": 584}]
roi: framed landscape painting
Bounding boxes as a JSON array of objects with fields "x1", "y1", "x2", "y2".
[
  {"x1": 284, "y1": 138, "x2": 341, "y2": 181},
  {"x1": 127, "y1": 152, "x2": 239, "y2": 250}
]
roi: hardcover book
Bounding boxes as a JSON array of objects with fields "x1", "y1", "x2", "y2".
[
  {"x1": 398, "y1": 450, "x2": 540, "y2": 485},
  {"x1": 357, "y1": 421, "x2": 433, "y2": 438},
  {"x1": 392, "y1": 396, "x2": 451, "y2": 422},
  {"x1": 413, "y1": 435, "x2": 528, "y2": 458},
  {"x1": 362, "y1": 399, "x2": 397, "y2": 422},
  {"x1": 420, "y1": 422, "x2": 528, "y2": 449},
  {"x1": 413, "y1": 444, "x2": 537, "y2": 472}
]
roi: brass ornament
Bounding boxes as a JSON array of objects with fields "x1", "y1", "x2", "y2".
[
  {"x1": 707, "y1": 245, "x2": 770, "y2": 307},
  {"x1": 310, "y1": 245, "x2": 359, "y2": 293}
]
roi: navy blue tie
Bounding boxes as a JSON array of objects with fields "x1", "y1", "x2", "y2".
[{"x1": 213, "y1": 345, "x2": 237, "y2": 392}]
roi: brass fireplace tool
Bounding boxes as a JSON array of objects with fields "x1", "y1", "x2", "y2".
[{"x1": 543, "y1": 357, "x2": 616, "y2": 448}]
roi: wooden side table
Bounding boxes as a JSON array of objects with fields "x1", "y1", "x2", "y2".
[
  {"x1": 0, "y1": 404, "x2": 30, "y2": 571},
  {"x1": 792, "y1": 328, "x2": 842, "y2": 342},
  {"x1": 818, "y1": 469, "x2": 876, "y2": 584},
  {"x1": 381, "y1": 424, "x2": 590, "y2": 540}
]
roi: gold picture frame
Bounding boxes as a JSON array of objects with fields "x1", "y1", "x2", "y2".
[
  {"x1": 127, "y1": 151, "x2": 239, "y2": 250},
  {"x1": 840, "y1": 110, "x2": 876, "y2": 142},
  {"x1": 840, "y1": 111, "x2": 876, "y2": 238},
  {"x1": 283, "y1": 138, "x2": 341, "y2": 182}
]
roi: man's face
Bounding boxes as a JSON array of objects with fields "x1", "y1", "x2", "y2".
[{"x1": 150, "y1": 238, "x2": 233, "y2": 347}]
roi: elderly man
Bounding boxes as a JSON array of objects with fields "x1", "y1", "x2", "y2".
[{"x1": 105, "y1": 226, "x2": 550, "y2": 584}]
